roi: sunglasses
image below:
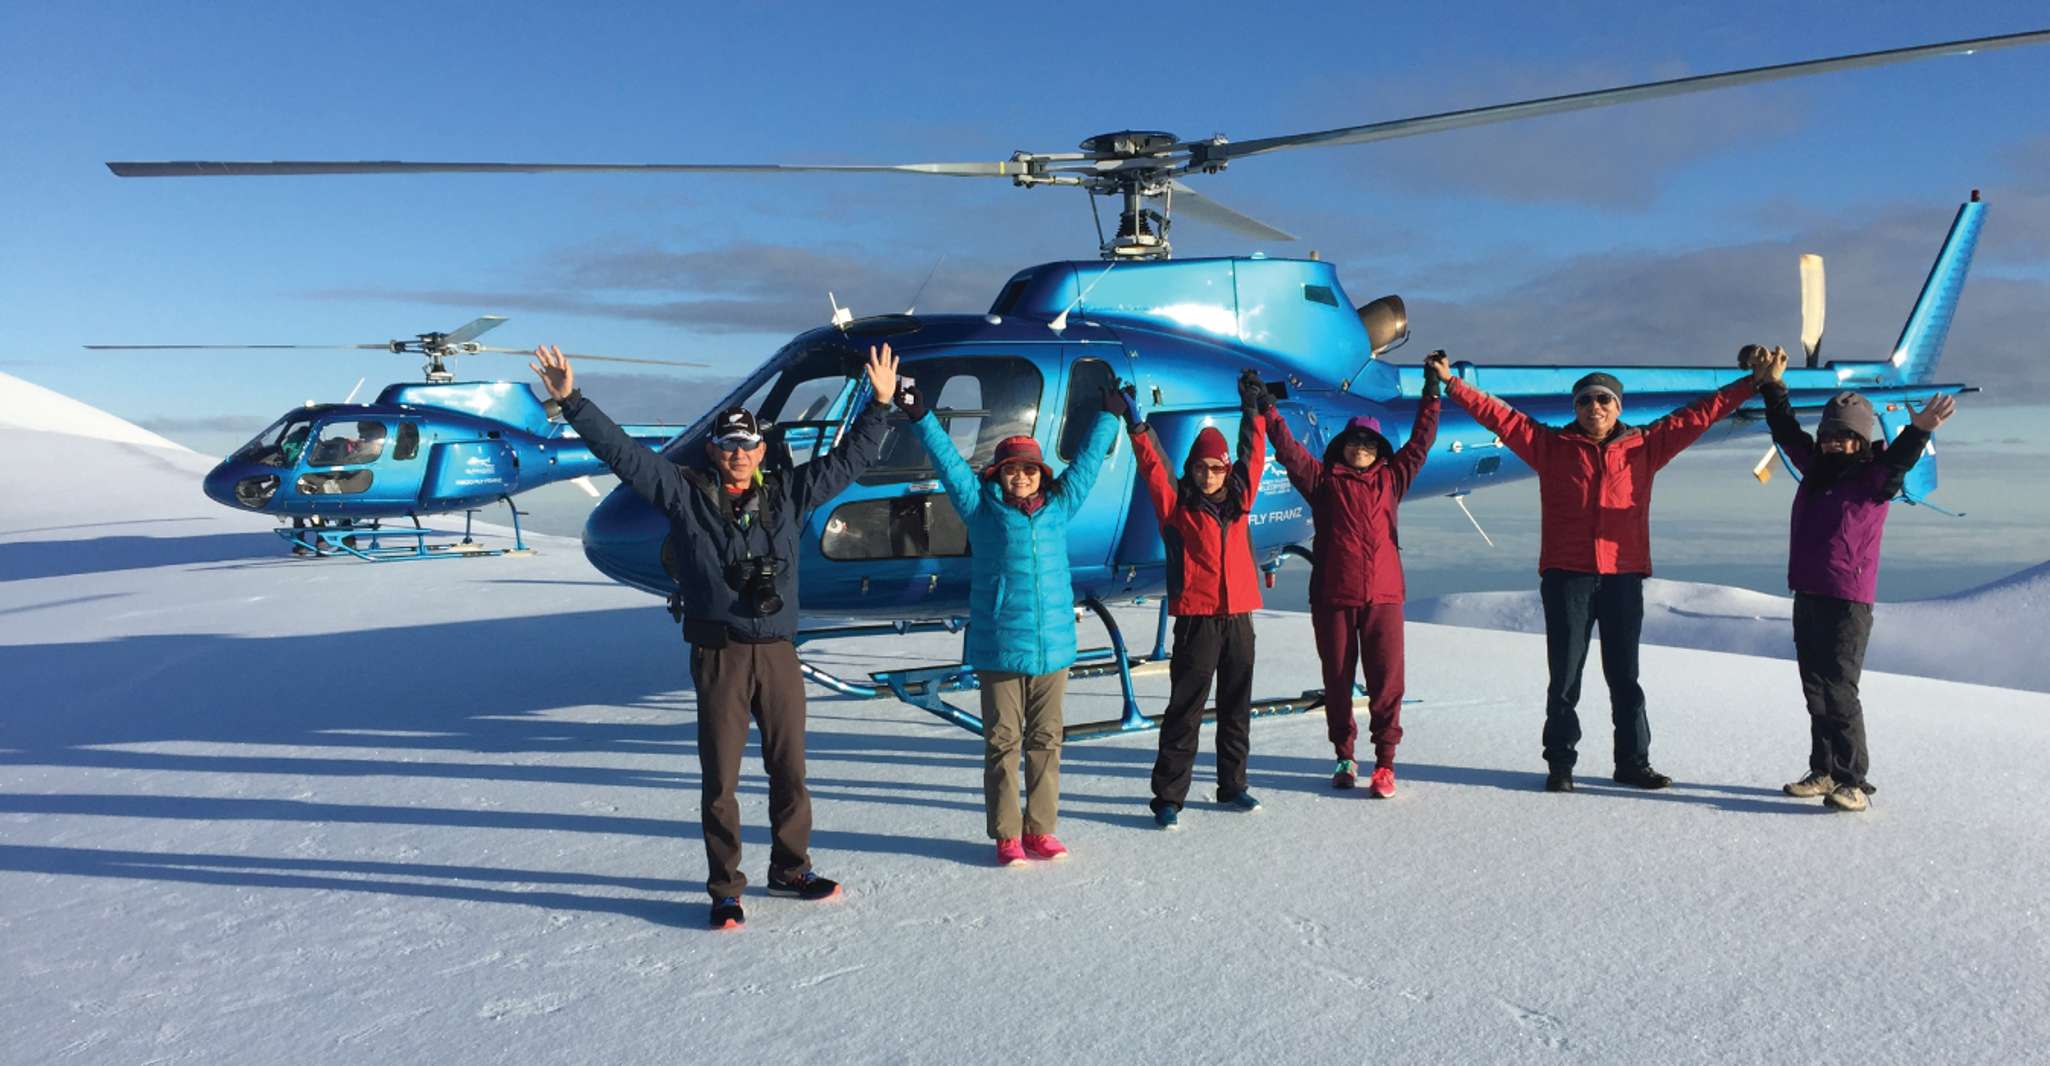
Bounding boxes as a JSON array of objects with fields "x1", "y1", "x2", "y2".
[
  {"x1": 1193, "y1": 461, "x2": 1230, "y2": 474},
  {"x1": 998, "y1": 463, "x2": 1040, "y2": 478},
  {"x1": 1574, "y1": 393, "x2": 1618, "y2": 409},
  {"x1": 711, "y1": 437, "x2": 759, "y2": 452}
]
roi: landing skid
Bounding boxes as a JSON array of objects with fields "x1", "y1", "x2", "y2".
[
  {"x1": 278, "y1": 497, "x2": 535, "y2": 561},
  {"x1": 795, "y1": 596, "x2": 1347, "y2": 742}
]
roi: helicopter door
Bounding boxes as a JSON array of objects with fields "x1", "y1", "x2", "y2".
[
  {"x1": 1050, "y1": 353, "x2": 1133, "y2": 585},
  {"x1": 293, "y1": 418, "x2": 391, "y2": 506}
]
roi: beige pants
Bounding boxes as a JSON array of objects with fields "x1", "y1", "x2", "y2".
[{"x1": 978, "y1": 668, "x2": 1068, "y2": 840}]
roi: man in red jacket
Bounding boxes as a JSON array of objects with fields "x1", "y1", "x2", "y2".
[
  {"x1": 1267, "y1": 362, "x2": 1440, "y2": 798},
  {"x1": 1116, "y1": 372, "x2": 1269, "y2": 828},
  {"x1": 1432, "y1": 353, "x2": 1756, "y2": 792}
]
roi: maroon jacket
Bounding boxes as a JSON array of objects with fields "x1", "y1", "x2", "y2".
[
  {"x1": 1763, "y1": 381, "x2": 1928, "y2": 604},
  {"x1": 1267, "y1": 398, "x2": 1439, "y2": 606}
]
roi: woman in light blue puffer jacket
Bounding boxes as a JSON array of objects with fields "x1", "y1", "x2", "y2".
[{"x1": 901, "y1": 382, "x2": 1119, "y2": 867}]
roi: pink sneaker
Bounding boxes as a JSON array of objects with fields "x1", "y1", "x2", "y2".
[
  {"x1": 1021, "y1": 834, "x2": 1069, "y2": 862},
  {"x1": 995, "y1": 838, "x2": 1028, "y2": 867},
  {"x1": 1368, "y1": 767, "x2": 1397, "y2": 799}
]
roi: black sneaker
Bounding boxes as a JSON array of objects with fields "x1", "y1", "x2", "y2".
[
  {"x1": 1545, "y1": 767, "x2": 1575, "y2": 793},
  {"x1": 765, "y1": 870, "x2": 843, "y2": 901},
  {"x1": 709, "y1": 896, "x2": 745, "y2": 930},
  {"x1": 1613, "y1": 765, "x2": 1673, "y2": 790}
]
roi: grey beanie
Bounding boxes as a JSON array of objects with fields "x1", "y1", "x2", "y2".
[{"x1": 1818, "y1": 391, "x2": 1881, "y2": 443}]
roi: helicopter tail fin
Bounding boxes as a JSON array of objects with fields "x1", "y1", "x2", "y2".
[{"x1": 1873, "y1": 192, "x2": 1984, "y2": 387}]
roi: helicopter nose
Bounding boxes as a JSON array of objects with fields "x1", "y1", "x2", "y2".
[
  {"x1": 203, "y1": 461, "x2": 278, "y2": 510},
  {"x1": 581, "y1": 486, "x2": 674, "y2": 596}
]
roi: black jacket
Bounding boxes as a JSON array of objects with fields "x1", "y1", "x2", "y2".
[{"x1": 561, "y1": 391, "x2": 891, "y2": 644}]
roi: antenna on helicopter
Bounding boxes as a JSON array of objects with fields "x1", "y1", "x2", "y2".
[
  {"x1": 828, "y1": 292, "x2": 855, "y2": 330},
  {"x1": 344, "y1": 377, "x2": 365, "y2": 404},
  {"x1": 1048, "y1": 262, "x2": 1120, "y2": 333},
  {"x1": 903, "y1": 254, "x2": 947, "y2": 315}
]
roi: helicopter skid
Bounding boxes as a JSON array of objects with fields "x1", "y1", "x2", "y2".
[{"x1": 276, "y1": 524, "x2": 531, "y2": 562}]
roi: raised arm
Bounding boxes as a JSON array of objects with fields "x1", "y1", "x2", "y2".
[
  {"x1": 1758, "y1": 381, "x2": 1815, "y2": 476},
  {"x1": 1386, "y1": 395, "x2": 1441, "y2": 499},
  {"x1": 536, "y1": 346, "x2": 691, "y2": 517},
  {"x1": 1263, "y1": 408, "x2": 1323, "y2": 500},
  {"x1": 1871, "y1": 393, "x2": 1953, "y2": 499},
  {"x1": 1235, "y1": 370, "x2": 1271, "y2": 510},
  {"x1": 790, "y1": 399, "x2": 891, "y2": 514},
  {"x1": 1445, "y1": 378, "x2": 1549, "y2": 469},
  {"x1": 1641, "y1": 376, "x2": 1759, "y2": 472},
  {"x1": 1050, "y1": 411, "x2": 1120, "y2": 519},
  {"x1": 906, "y1": 408, "x2": 983, "y2": 518}
]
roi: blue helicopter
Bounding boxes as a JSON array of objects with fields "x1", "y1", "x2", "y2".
[
  {"x1": 106, "y1": 28, "x2": 2040, "y2": 730},
  {"x1": 88, "y1": 316, "x2": 702, "y2": 560}
]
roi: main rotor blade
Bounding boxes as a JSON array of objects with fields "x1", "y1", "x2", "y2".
[
  {"x1": 471, "y1": 346, "x2": 709, "y2": 369},
  {"x1": 1168, "y1": 182, "x2": 1296, "y2": 241},
  {"x1": 107, "y1": 159, "x2": 1028, "y2": 179},
  {"x1": 442, "y1": 315, "x2": 508, "y2": 345},
  {"x1": 1202, "y1": 28, "x2": 2050, "y2": 162},
  {"x1": 83, "y1": 343, "x2": 390, "y2": 350}
]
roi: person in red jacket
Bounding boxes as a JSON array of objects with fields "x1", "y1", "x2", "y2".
[
  {"x1": 1432, "y1": 352, "x2": 1757, "y2": 792},
  {"x1": 1265, "y1": 360, "x2": 1440, "y2": 798},
  {"x1": 1115, "y1": 371, "x2": 1270, "y2": 828}
]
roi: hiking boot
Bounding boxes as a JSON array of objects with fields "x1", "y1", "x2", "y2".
[
  {"x1": 708, "y1": 896, "x2": 745, "y2": 930},
  {"x1": 1613, "y1": 765, "x2": 1673, "y2": 790},
  {"x1": 1368, "y1": 767, "x2": 1397, "y2": 799},
  {"x1": 764, "y1": 870, "x2": 843, "y2": 901},
  {"x1": 1825, "y1": 783, "x2": 1870, "y2": 813},
  {"x1": 1332, "y1": 759, "x2": 1358, "y2": 790},
  {"x1": 1154, "y1": 806, "x2": 1181, "y2": 831},
  {"x1": 1545, "y1": 767, "x2": 1575, "y2": 793},
  {"x1": 1783, "y1": 771, "x2": 1835, "y2": 798},
  {"x1": 1217, "y1": 790, "x2": 1263, "y2": 813},
  {"x1": 1021, "y1": 834, "x2": 1069, "y2": 862},
  {"x1": 995, "y1": 838, "x2": 1028, "y2": 867}
]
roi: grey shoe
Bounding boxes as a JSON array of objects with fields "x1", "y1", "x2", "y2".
[
  {"x1": 1784, "y1": 771, "x2": 1835, "y2": 798},
  {"x1": 1824, "y1": 783, "x2": 1870, "y2": 813}
]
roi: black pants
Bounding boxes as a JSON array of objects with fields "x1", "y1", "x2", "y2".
[
  {"x1": 1150, "y1": 614, "x2": 1255, "y2": 812},
  {"x1": 1539, "y1": 570, "x2": 1649, "y2": 771},
  {"x1": 1792, "y1": 592, "x2": 1873, "y2": 788},
  {"x1": 689, "y1": 639, "x2": 811, "y2": 899}
]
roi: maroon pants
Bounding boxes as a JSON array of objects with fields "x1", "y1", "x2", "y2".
[{"x1": 1311, "y1": 603, "x2": 1406, "y2": 767}]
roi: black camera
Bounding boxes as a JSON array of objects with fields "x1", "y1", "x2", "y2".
[{"x1": 727, "y1": 557, "x2": 784, "y2": 617}]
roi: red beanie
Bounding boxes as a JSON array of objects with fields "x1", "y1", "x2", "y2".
[{"x1": 1186, "y1": 426, "x2": 1230, "y2": 469}]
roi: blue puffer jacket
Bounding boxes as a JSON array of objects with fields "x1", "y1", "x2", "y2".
[{"x1": 910, "y1": 411, "x2": 1120, "y2": 676}]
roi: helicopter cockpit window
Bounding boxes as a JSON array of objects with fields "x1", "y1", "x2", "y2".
[
  {"x1": 1058, "y1": 358, "x2": 1119, "y2": 461},
  {"x1": 393, "y1": 422, "x2": 421, "y2": 461},
  {"x1": 308, "y1": 421, "x2": 390, "y2": 466},
  {"x1": 726, "y1": 346, "x2": 858, "y2": 465},
  {"x1": 820, "y1": 493, "x2": 969, "y2": 560},
  {"x1": 859, "y1": 356, "x2": 1042, "y2": 485},
  {"x1": 232, "y1": 415, "x2": 317, "y2": 468}
]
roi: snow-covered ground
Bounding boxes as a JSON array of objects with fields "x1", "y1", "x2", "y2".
[{"x1": 3, "y1": 391, "x2": 2047, "y2": 1064}]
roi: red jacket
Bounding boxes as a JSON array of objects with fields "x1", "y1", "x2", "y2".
[
  {"x1": 1268, "y1": 398, "x2": 1439, "y2": 606},
  {"x1": 1129, "y1": 412, "x2": 1267, "y2": 617},
  {"x1": 1448, "y1": 377, "x2": 1756, "y2": 575}
]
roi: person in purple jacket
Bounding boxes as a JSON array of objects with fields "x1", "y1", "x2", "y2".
[{"x1": 1751, "y1": 346, "x2": 1956, "y2": 812}]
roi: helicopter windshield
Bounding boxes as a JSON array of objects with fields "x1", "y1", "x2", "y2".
[{"x1": 231, "y1": 414, "x2": 317, "y2": 467}]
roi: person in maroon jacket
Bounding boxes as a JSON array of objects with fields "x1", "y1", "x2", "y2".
[
  {"x1": 1434, "y1": 352, "x2": 1757, "y2": 793},
  {"x1": 1752, "y1": 345, "x2": 1955, "y2": 812},
  {"x1": 1115, "y1": 371, "x2": 1271, "y2": 828},
  {"x1": 1266, "y1": 360, "x2": 1440, "y2": 798}
]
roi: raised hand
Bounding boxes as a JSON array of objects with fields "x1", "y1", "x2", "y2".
[
  {"x1": 1754, "y1": 345, "x2": 1788, "y2": 385},
  {"x1": 1910, "y1": 393, "x2": 1956, "y2": 432},
  {"x1": 1104, "y1": 381, "x2": 1140, "y2": 428},
  {"x1": 529, "y1": 345, "x2": 574, "y2": 401},
  {"x1": 1424, "y1": 350, "x2": 1453, "y2": 383},
  {"x1": 864, "y1": 343, "x2": 899, "y2": 401},
  {"x1": 1236, "y1": 369, "x2": 1273, "y2": 413}
]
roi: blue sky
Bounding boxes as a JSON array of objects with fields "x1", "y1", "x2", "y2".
[{"x1": 3, "y1": 0, "x2": 2046, "y2": 430}]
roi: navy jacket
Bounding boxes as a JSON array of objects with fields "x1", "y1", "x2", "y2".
[{"x1": 562, "y1": 390, "x2": 891, "y2": 643}]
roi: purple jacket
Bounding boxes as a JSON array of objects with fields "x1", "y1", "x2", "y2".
[{"x1": 1763, "y1": 382, "x2": 1928, "y2": 604}]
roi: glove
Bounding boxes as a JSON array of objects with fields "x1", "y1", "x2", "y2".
[
  {"x1": 1103, "y1": 383, "x2": 1142, "y2": 429},
  {"x1": 1422, "y1": 350, "x2": 1448, "y2": 399},
  {"x1": 1237, "y1": 369, "x2": 1273, "y2": 413},
  {"x1": 895, "y1": 378, "x2": 928, "y2": 422}
]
